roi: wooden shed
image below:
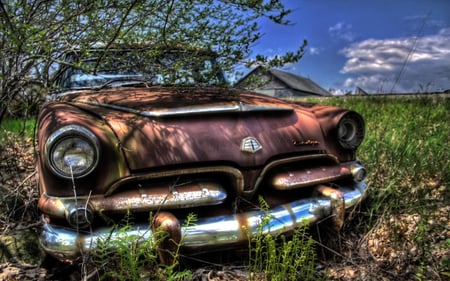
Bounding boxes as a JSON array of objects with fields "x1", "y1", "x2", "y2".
[{"x1": 235, "y1": 66, "x2": 331, "y2": 97}]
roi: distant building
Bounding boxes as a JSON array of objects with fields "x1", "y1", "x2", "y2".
[
  {"x1": 235, "y1": 66, "x2": 331, "y2": 97},
  {"x1": 354, "y1": 87, "x2": 369, "y2": 96}
]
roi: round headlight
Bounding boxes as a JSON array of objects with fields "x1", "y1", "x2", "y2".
[
  {"x1": 45, "y1": 125, "x2": 100, "y2": 179},
  {"x1": 337, "y1": 112, "x2": 365, "y2": 149}
]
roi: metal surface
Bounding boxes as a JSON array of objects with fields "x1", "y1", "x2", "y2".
[
  {"x1": 38, "y1": 160, "x2": 363, "y2": 225},
  {"x1": 39, "y1": 182, "x2": 367, "y2": 261},
  {"x1": 240, "y1": 137, "x2": 263, "y2": 153},
  {"x1": 317, "y1": 185, "x2": 345, "y2": 230},
  {"x1": 152, "y1": 212, "x2": 181, "y2": 265},
  {"x1": 272, "y1": 161, "x2": 365, "y2": 190},
  {"x1": 63, "y1": 88, "x2": 327, "y2": 170},
  {"x1": 74, "y1": 100, "x2": 294, "y2": 117},
  {"x1": 37, "y1": 88, "x2": 355, "y2": 197},
  {"x1": 38, "y1": 181, "x2": 227, "y2": 220},
  {"x1": 37, "y1": 85, "x2": 368, "y2": 263}
]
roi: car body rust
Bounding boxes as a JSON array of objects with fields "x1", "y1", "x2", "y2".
[{"x1": 36, "y1": 49, "x2": 368, "y2": 264}]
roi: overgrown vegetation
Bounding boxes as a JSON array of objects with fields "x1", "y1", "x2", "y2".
[
  {"x1": 89, "y1": 212, "x2": 196, "y2": 281},
  {"x1": 0, "y1": 119, "x2": 36, "y2": 140},
  {"x1": 0, "y1": 95, "x2": 449, "y2": 280},
  {"x1": 245, "y1": 197, "x2": 317, "y2": 281},
  {"x1": 0, "y1": 0, "x2": 307, "y2": 124},
  {"x1": 83, "y1": 197, "x2": 317, "y2": 281},
  {"x1": 308, "y1": 95, "x2": 450, "y2": 280}
]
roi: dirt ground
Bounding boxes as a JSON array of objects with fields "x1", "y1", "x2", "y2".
[{"x1": 1, "y1": 137, "x2": 449, "y2": 280}]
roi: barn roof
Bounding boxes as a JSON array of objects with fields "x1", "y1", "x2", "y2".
[
  {"x1": 236, "y1": 66, "x2": 331, "y2": 96},
  {"x1": 268, "y1": 69, "x2": 331, "y2": 96}
]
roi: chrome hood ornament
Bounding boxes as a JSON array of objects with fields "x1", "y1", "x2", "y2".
[{"x1": 241, "y1": 137, "x2": 262, "y2": 153}]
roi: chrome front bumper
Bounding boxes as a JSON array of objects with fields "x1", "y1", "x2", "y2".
[{"x1": 40, "y1": 182, "x2": 367, "y2": 262}]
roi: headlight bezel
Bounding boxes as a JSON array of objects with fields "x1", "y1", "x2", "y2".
[
  {"x1": 336, "y1": 112, "x2": 365, "y2": 150},
  {"x1": 45, "y1": 125, "x2": 100, "y2": 179}
]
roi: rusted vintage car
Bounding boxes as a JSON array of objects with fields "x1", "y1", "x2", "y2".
[{"x1": 36, "y1": 47, "x2": 367, "y2": 263}]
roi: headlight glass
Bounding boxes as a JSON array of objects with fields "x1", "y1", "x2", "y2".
[
  {"x1": 337, "y1": 112, "x2": 365, "y2": 149},
  {"x1": 46, "y1": 125, "x2": 100, "y2": 179}
]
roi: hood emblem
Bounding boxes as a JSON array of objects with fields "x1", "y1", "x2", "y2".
[{"x1": 241, "y1": 137, "x2": 262, "y2": 153}]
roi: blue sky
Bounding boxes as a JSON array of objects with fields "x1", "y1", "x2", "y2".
[{"x1": 251, "y1": 0, "x2": 450, "y2": 94}]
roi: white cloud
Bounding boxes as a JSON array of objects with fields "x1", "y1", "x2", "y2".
[
  {"x1": 329, "y1": 22, "x2": 356, "y2": 42},
  {"x1": 309, "y1": 46, "x2": 321, "y2": 55},
  {"x1": 340, "y1": 28, "x2": 450, "y2": 93},
  {"x1": 328, "y1": 88, "x2": 347, "y2": 96}
]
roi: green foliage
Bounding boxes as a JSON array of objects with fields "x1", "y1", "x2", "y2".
[
  {"x1": 245, "y1": 196, "x2": 317, "y2": 281},
  {"x1": 0, "y1": 0, "x2": 307, "y2": 123},
  {"x1": 91, "y1": 211, "x2": 195, "y2": 281},
  {"x1": 438, "y1": 239, "x2": 450, "y2": 278},
  {"x1": 0, "y1": 118, "x2": 36, "y2": 140}
]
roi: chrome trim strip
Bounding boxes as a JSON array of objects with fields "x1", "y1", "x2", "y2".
[
  {"x1": 40, "y1": 182, "x2": 367, "y2": 261},
  {"x1": 75, "y1": 100, "x2": 293, "y2": 117}
]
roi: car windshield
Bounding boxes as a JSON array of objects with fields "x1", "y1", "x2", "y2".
[{"x1": 57, "y1": 48, "x2": 225, "y2": 89}]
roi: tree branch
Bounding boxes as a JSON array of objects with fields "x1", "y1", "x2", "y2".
[{"x1": 162, "y1": 0, "x2": 175, "y2": 47}]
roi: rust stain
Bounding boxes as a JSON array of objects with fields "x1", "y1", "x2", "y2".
[{"x1": 317, "y1": 184, "x2": 345, "y2": 230}]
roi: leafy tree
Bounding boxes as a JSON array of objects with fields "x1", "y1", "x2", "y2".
[{"x1": 0, "y1": 0, "x2": 307, "y2": 121}]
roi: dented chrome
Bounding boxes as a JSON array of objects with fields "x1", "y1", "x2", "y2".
[
  {"x1": 40, "y1": 182, "x2": 367, "y2": 261},
  {"x1": 271, "y1": 160, "x2": 362, "y2": 190},
  {"x1": 38, "y1": 182, "x2": 227, "y2": 223}
]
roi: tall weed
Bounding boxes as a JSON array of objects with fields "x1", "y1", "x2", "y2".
[
  {"x1": 91, "y1": 211, "x2": 194, "y2": 281},
  {"x1": 245, "y1": 197, "x2": 317, "y2": 281}
]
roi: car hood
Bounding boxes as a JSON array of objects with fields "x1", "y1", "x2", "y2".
[{"x1": 62, "y1": 87, "x2": 327, "y2": 170}]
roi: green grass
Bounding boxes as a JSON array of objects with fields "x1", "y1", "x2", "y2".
[
  {"x1": 320, "y1": 95, "x2": 449, "y2": 203},
  {"x1": 307, "y1": 95, "x2": 449, "y2": 279},
  {"x1": 0, "y1": 118, "x2": 36, "y2": 140}
]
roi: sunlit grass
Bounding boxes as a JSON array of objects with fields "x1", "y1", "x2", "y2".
[{"x1": 306, "y1": 95, "x2": 449, "y2": 279}]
